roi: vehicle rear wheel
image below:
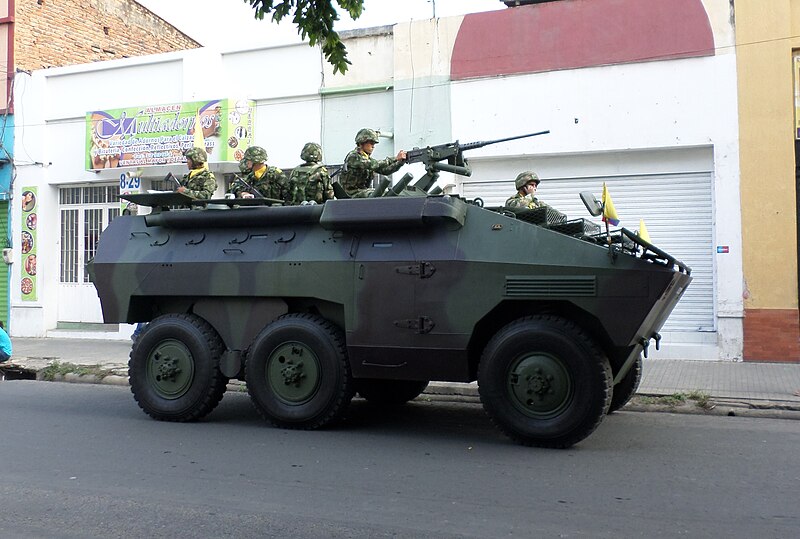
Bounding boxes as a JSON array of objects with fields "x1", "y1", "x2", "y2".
[
  {"x1": 355, "y1": 379, "x2": 430, "y2": 406},
  {"x1": 129, "y1": 313, "x2": 227, "y2": 422},
  {"x1": 608, "y1": 354, "x2": 642, "y2": 413},
  {"x1": 246, "y1": 314, "x2": 354, "y2": 429},
  {"x1": 477, "y1": 315, "x2": 612, "y2": 448}
]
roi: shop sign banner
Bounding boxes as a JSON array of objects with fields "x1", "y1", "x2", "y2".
[
  {"x1": 20, "y1": 186, "x2": 37, "y2": 301},
  {"x1": 86, "y1": 98, "x2": 256, "y2": 170}
]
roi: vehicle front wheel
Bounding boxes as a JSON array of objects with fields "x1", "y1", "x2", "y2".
[
  {"x1": 478, "y1": 315, "x2": 612, "y2": 448},
  {"x1": 246, "y1": 314, "x2": 354, "y2": 429},
  {"x1": 129, "y1": 313, "x2": 227, "y2": 422}
]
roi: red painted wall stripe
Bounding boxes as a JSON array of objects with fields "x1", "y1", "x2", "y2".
[{"x1": 451, "y1": 0, "x2": 715, "y2": 80}]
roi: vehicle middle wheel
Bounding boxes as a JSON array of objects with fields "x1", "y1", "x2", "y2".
[{"x1": 246, "y1": 313, "x2": 354, "y2": 429}]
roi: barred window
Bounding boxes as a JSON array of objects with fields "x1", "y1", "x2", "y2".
[{"x1": 58, "y1": 184, "x2": 119, "y2": 284}]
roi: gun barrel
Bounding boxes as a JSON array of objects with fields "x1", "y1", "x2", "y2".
[{"x1": 459, "y1": 130, "x2": 550, "y2": 152}]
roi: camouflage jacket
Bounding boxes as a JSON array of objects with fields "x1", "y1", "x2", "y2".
[
  {"x1": 339, "y1": 148, "x2": 404, "y2": 197},
  {"x1": 180, "y1": 168, "x2": 217, "y2": 199},
  {"x1": 228, "y1": 166, "x2": 289, "y2": 203},
  {"x1": 504, "y1": 193, "x2": 550, "y2": 209},
  {"x1": 289, "y1": 162, "x2": 333, "y2": 204}
]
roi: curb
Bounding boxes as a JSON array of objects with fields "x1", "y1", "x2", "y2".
[{"x1": 4, "y1": 362, "x2": 800, "y2": 420}]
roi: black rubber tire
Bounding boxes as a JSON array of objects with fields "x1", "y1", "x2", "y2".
[
  {"x1": 246, "y1": 313, "x2": 354, "y2": 429},
  {"x1": 608, "y1": 354, "x2": 642, "y2": 413},
  {"x1": 477, "y1": 315, "x2": 612, "y2": 449},
  {"x1": 129, "y1": 313, "x2": 227, "y2": 422},
  {"x1": 355, "y1": 379, "x2": 430, "y2": 406}
]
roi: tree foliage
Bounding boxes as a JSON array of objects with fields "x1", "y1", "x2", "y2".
[{"x1": 244, "y1": 0, "x2": 364, "y2": 74}]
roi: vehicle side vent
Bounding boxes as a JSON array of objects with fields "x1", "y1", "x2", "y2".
[{"x1": 505, "y1": 276, "x2": 597, "y2": 297}]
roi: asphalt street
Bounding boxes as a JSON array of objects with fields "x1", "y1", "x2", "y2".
[{"x1": 1, "y1": 381, "x2": 798, "y2": 538}]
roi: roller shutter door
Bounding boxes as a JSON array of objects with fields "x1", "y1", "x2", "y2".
[{"x1": 461, "y1": 172, "x2": 714, "y2": 333}]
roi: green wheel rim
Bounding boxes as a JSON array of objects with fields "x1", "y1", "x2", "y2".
[
  {"x1": 266, "y1": 341, "x2": 321, "y2": 404},
  {"x1": 146, "y1": 339, "x2": 196, "y2": 400},
  {"x1": 507, "y1": 353, "x2": 573, "y2": 419}
]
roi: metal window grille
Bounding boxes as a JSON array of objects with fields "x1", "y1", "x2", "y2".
[
  {"x1": 83, "y1": 209, "x2": 102, "y2": 283},
  {"x1": 60, "y1": 208, "x2": 78, "y2": 283},
  {"x1": 59, "y1": 184, "x2": 120, "y2": 284}
]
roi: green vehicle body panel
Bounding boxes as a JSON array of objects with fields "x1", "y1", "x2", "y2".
[{"x1": 91, "y1": 194, "x2": 691, "y2": 382}]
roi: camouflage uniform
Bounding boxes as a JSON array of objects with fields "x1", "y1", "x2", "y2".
[
  {"x1": 227, "y1": 146, "x2": 289, "y2": 203},
  {"x1": 289, "y1": 142, "x2": 333, "y2": 204},
  {"x1": 180, "y1": 147, "x2": 217, "y2": 199},
  {"x1": 504, "y1": 171, "x2": 549, "y2": 209},
  {"x1": 504, "y1": 193, "x2": 549, "y2": 209},
  {"x1": 339, "y1": 128, "x2": 405, "y2": 198}
]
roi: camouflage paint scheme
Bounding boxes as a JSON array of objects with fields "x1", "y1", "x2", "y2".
[
  {"x1": 93, "y1": 195, "x2": 689, "y2": 378},
  {"x1": 90, "y1": 194, "x2": 691, "y2": 447}
]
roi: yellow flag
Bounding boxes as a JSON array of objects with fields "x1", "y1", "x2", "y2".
[
  {"x1": 601, "y1": 182, "x2": 620, "y2": 226},
  {"x1": 639, "y1": 219, "x2": 651, "y2": 243},
  {"x1": 193, "y1": 111, "x2": 205, "y2": 149}
]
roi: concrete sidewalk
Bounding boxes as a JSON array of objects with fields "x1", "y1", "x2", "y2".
[{"x1": 3, "y1": 337, "x2": 800, "y2": 410}]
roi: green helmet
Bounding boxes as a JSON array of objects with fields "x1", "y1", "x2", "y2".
[
  {"x1": 184, "y1": 146, "x2": 207, "y2": 165},
  {"x1": 515, "y1": 171, "x2": 540, "y2": 190},
  {"x1": 243, "y1": 145, "x2": 268, "y2": 163},
  {"x1": 355, "y1": 128, "x2": 379, "y2": 145},
  {"x1": 301, "y1": 142, "x2": 322, "y2": 163},
  {"x1": 238, "y1": 158, "x2": 251, "y2": 174}
]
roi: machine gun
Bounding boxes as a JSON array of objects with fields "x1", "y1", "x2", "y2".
[
  {"x1": 405, "y1": 130, "x2": 550, "y2": 191},
  {"x1": 165, "y1": 172, "x2": 182, "y2": 189}
]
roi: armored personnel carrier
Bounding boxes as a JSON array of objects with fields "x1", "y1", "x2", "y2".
[{"x1": 90, "y1": 178, "x2": 690, "y2": 448}]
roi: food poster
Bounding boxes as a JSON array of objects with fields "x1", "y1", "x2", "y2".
[
  {"x1": 20, "y1": 186, "x2": 37, "y2": 301},
  {"x1": 86, "y1": 98, "x2": 256, "y2": 170}
]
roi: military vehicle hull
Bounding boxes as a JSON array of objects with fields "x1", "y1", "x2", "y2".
[{"x1": 91, "y1": 195, "x2": 690, "y2": 447}]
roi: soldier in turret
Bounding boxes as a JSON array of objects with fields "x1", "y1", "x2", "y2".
[
  {"x1": 289, "y1": 142, "x2": 333, "y2": 204},
  {"x1": 177, "y1": 147, "x2": 217, "y2": 199},
  {"x1": 339, "y1": 128, "x2": 407, "y2": 198},
  {"x1": 228, "y1": 145, "x2": 289, "y2": 202},
  {"x1": 505, "y1": 171, "x2": 550, "y2": 209}
]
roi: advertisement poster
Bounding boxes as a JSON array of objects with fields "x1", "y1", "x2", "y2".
[
  {"x1": 86, "y1": 98, "x2": 256, "y2": 170},
  {"x1": 20, "y1": 186, "x2": 37, "y2": 301}
]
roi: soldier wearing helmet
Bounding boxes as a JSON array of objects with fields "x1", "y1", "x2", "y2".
[
  {"x1": 288, "y1": 142, "x2": 333, "y2": 204},
  {"x1": 177, "y1": 146, "x2": 217, "y2": 199},
  {"x1": 505, "y1": 171, "x2": 550, "y2": 209},
  {"x1": 228, "y1": 145, "x2": 289, "y2": 202},
  {"x1": 338, "y1": 128, "x2": 407, "y2": 198}
]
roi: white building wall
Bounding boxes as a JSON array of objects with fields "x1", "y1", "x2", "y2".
[{"x1": 10, "y1": 11, "x2": 743, "y2": 360}]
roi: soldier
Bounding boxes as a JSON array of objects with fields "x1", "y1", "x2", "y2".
[
  {"x1": 289, "y1": 142, "x2": 333, "y2": 204},
  {"x1": 339, "y1": 128, "x2": 407, "y2": 198},
  {"x1": 177, "y1": 147, "x2": 217, "y2": 199},
  {"x1": 505, "y1": 171, "x2": 550, "y2": 209},
  {"x1": 228, "y1": 145, "x2": 289, "y2": 202}
]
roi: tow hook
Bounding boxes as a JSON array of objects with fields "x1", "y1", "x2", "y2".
[{"x1": 639, "y1": 333, "x2": 662, "y2": 358}]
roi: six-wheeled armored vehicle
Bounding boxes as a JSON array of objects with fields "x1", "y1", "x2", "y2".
[{"x1": 90, "y1": 180, "x2": 690, "y2": 448}]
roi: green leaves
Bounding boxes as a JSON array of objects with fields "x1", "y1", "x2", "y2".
[{"x1": 244, "y1": 0, "x2": 363, "y2": 74}]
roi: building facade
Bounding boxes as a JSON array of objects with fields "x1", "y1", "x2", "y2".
[
  {"x1": 9, "y1": 0, "x2": 750, "y2": 362},
  {"x1": 0, "y1": 0, "x2": 200, "y2": 331},
  {"x1": 735, "y1": 0, "x2": 800, "y2": 362}
]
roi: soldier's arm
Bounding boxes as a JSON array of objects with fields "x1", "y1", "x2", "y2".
[{"x1": 374, "y1": 155, "x2": 405, "y2": 176}]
